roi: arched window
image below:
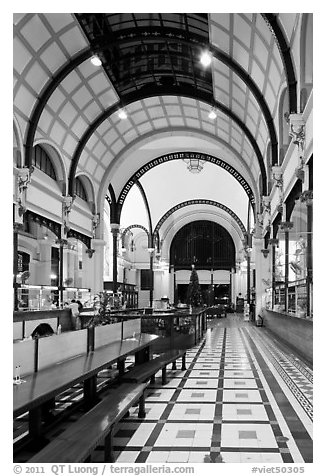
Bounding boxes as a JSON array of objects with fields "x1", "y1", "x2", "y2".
[
  {"x1": 170, "y1": 220, "x2": 235, "y2": 270},
  {"x1": 74, "y1": 177, "x2": 88, "y2": 201},
  {"x1": 31, "y1": 145, "x2": 57, "y2": 180}
]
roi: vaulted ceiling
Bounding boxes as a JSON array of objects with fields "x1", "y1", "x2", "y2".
[{"x1": 13, "y1": 13, "x2": 300, "y2": 231}]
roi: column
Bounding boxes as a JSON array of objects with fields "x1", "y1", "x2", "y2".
[
  {"x1": 169, "y1": 265, "x2": 175, "y2": 304},
  {"x1": 253, "y1": 236, "x2": 271, "y2": 321},
  {"x1": 246, "y1": 253, "x2": 251, "y2": 305},
  {"x1": 147, "y1": 247, "x2": 155, "y2": 307},
  {"x1": 110, "y1": 223, "x2": 120, "y2": 293},
  {"x1": 91, "y1": 239, "x2": 106, "y2": 295},
  {"x1": 54, "y1": 239, "x2": 66, "y2": 306},
  {"x1": 230, "y1": 268, "x2": 236, "y2": 306},
  {"x1": 284, "y1": 229, "x2": 289, "y2": 312},
  {"x1": 37, "y1": 239, "x2": 52, "y2": 285},
  {"x1": 13, "y1": 223, "x2": 22, "y2": 311},
  {"x1": 300, "y1": 190, "x2": 313, "y2": 316}
]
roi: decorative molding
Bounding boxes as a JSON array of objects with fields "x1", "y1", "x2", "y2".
[
  {"x1": 182, "y1": 153, "x2": 205, "y2": 173},
  {"x1": 55, "y1": 238, "x2": 68, "y2": 247},
  {"x1": 295, "y1": 166, "x2": 305, "y2": 181},
  {"x1": 153, "y1": 199, "x2": 247, "y2": 235},
  {"x1": 279, "y1": 221, "x2": 294, "y2": 231},
  {"x1": 86, "y1": 248, "x2": 95, "y2": 258},
  {"x1": 121, "y1": 224, "x2": 149, "y2": 247},
  {"x1": 289, "y1": 113, "x2": 305, "y2": 152},
  {"x1": 118, "y1": 152, "x2": 255, "y2": 207},
  {"x1": 62, "y1": 195, "x2": 76, "y2": 235},
  {"x1": 300, "y1": 190, "x2": 313, "y2": 206},
  {"x1": 25, "y1": 210, "x2": 61, "y2": 238},
  {"x1": 14, "y1": 166, "x2": 35, "y2": 222},
  {"x1": 17, "y1": 166, "x2": 34, "y2": 193},
  {"x1": 261, "y1": 249, "x2": 270, "y2": 258},
  {"x1": 91, "y1": 213, "x2": 100, "y2": 238},
  {"x1": 262, "y1": 195, "x2": 271, "y2": 213},
  {"x1": 67, "y1": 228, "x2": 91, "y2": 249},
  {"x1": 268, "y1": 238, "x2": 279, "y2": 246},
  {"x1": 272, "y1": 166, "x2": 283, "y2": 188}
]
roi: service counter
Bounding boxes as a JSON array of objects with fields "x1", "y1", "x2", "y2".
[{"x1": 262, "y1": 309, "x2": 313, "y2": 364}]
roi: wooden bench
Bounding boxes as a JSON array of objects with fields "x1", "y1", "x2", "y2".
[
  {"x1": 122, "y1": 349, "x2": 186, "y2": 385},
  {"x1": 29, "y1": 382, "x2": 148, "y2": 463}
]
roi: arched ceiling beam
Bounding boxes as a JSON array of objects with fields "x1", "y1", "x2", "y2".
[
  {"x1": 74, "y1": 19, "x2": 279, "y2": 165},
  {"x1": 97, "y1": 127, "x2": 260, "y2": 208},
  {"x1": 24, "y1": 50, "x2": 91, "y2": 171},
  {"x1": 68, "y1": 91, "x2": 267, "y2": 197},
  {"x1": 154, "y1": 199, "x2": 247, "y2": 237},
  {"x1": 116, "y1": 151, "x2": 256, "y2": 221},
  {"x1": 24, "y1": 18, "x2": 288, "y2": 186},
  {"x1": 106, "y1": 183, "x2": 119, "y2": 223},
  {"x1": 161, "y1": 211, "x2": 242, "y2": 262},
  {"x1": 135, "y1": 181, "x2": 153, "y2": 236},
  {"x1": 262, "y1": 13, "x2": 297, "y2": 113},
  {"x1": 121, "y1": 224, "x2": 150, "y2": 248}
]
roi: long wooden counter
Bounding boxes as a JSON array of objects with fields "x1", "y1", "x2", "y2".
[
  {"x1": 262, "y1": 309, "x2": 313, "y2": 364},
  {"x1": 13, "y1": 332, "x2": 158, "y2": 442}
]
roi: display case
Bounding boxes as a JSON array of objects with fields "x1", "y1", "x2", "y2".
[
  {"x1": 273, "y1": 284, "x2": 285, "y2": 311},
  {"x1": 16, "y1": 285, "x2": 91, "y2": 310},
  {"x1": 62, "y1": 287, "x2": 91, "y2": 306},
  {"x1": 272, "y1": 280, "x2": 308, "y2": 318},
  {"x1": 17, "y1": 285, "x2": 59, "y2": 311}
]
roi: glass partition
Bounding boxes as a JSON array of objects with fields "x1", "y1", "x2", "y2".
[{"x1": 272, "y1": 197, "x2": 311, "y2": 318}]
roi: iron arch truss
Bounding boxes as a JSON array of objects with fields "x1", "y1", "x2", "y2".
[
  {"x1": 21, "y1": 13, "x2": 301, "y2": 198},
  {"x1": 117, "y1": 152, "x2": 255, "y2": 220},
  {"x1": 153, "y1": 199, "x2": 247, "y2": 238},
  {"x1": 121, "y1": 224, "x2": 150, "y2": 247}
]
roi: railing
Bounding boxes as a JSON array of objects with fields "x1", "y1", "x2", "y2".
[{"x1": 112, "y1": 309, "x2": 207, "y2": 353}]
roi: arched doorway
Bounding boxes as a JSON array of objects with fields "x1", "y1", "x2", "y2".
[{"x1": 170, "y1": 220, "x2": 236, "y2": 305}]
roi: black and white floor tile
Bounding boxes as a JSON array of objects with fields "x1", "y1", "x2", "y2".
[{"x1": 95, "y1": 315, "x2": 313, "y2": 464}]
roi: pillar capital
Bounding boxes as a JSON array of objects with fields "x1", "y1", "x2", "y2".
[
  {"x1": 62, "y1": 195, "x2": 75, "y2": 236},
  {"x1": 91, "y1": 238, "x2": 106, "y2": 248},
  {"x1": 92, "y1": 213, "x2": 100, "y2": 238},
  {"x1": 62, "y1": 194, "x2": 75, "y2": 213},
  {"x1": 14, "y1": 166, "x2": 34, "y2": 222},
  {"x1": 262, "y1": 195, "x2": 271, "y2": 213},
  {"x1": 272, "y1": 166, "x2": 283, "y2": 188},
  {"x1": 15, "y1": 166, "x2": 34, "y2": 193},
  {"x1": 13, "y1": 222, "x2": 23, "y2": 233},
  {"x1": 300, "y1": 190, "x2": 313, "y2": 206},
  {"x1": 110, "y1": 223, "x2": 120, "y2": 236},
  {"x1": 252, "y1": 236, "x2": 264, "y2": 247},
  {"x1": 289, "y1": 113, "x2": 305, "y2": 149}
]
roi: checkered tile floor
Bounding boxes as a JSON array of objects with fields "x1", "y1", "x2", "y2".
[
  {"x1": 14, "y1": 315, "x2": 313, "y2": 463},
  {"x1": 91, "y1": 315, "x2": 312, "y2": 463}
]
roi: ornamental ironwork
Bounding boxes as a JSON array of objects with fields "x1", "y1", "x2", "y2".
[
  {"x1": 170, "y1": 220, "x2": 236, "y2": 270},
  {"x1": 25, "y1": 210, "x2": 61, "y2": 238},
  {"x1": 67, "y1": 229, "x2": 91, "y2": 249}
]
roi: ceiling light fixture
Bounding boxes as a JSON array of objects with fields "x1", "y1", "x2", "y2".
[
  {"x1": 200, "y1": 51, "x2": 212, "y2": 67},
  {"x1": 182, "y1": 153, "x2": 205, "y2": 174},
  {"x1": 118, "y1": 108, "x2": 128, "y2": 120},
  {"x1": 90, "y1": 55, "x2": 102, "y2": 66},
  {"x1": 208, "y1": 109, "x2": 217, "y2": 120}
]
